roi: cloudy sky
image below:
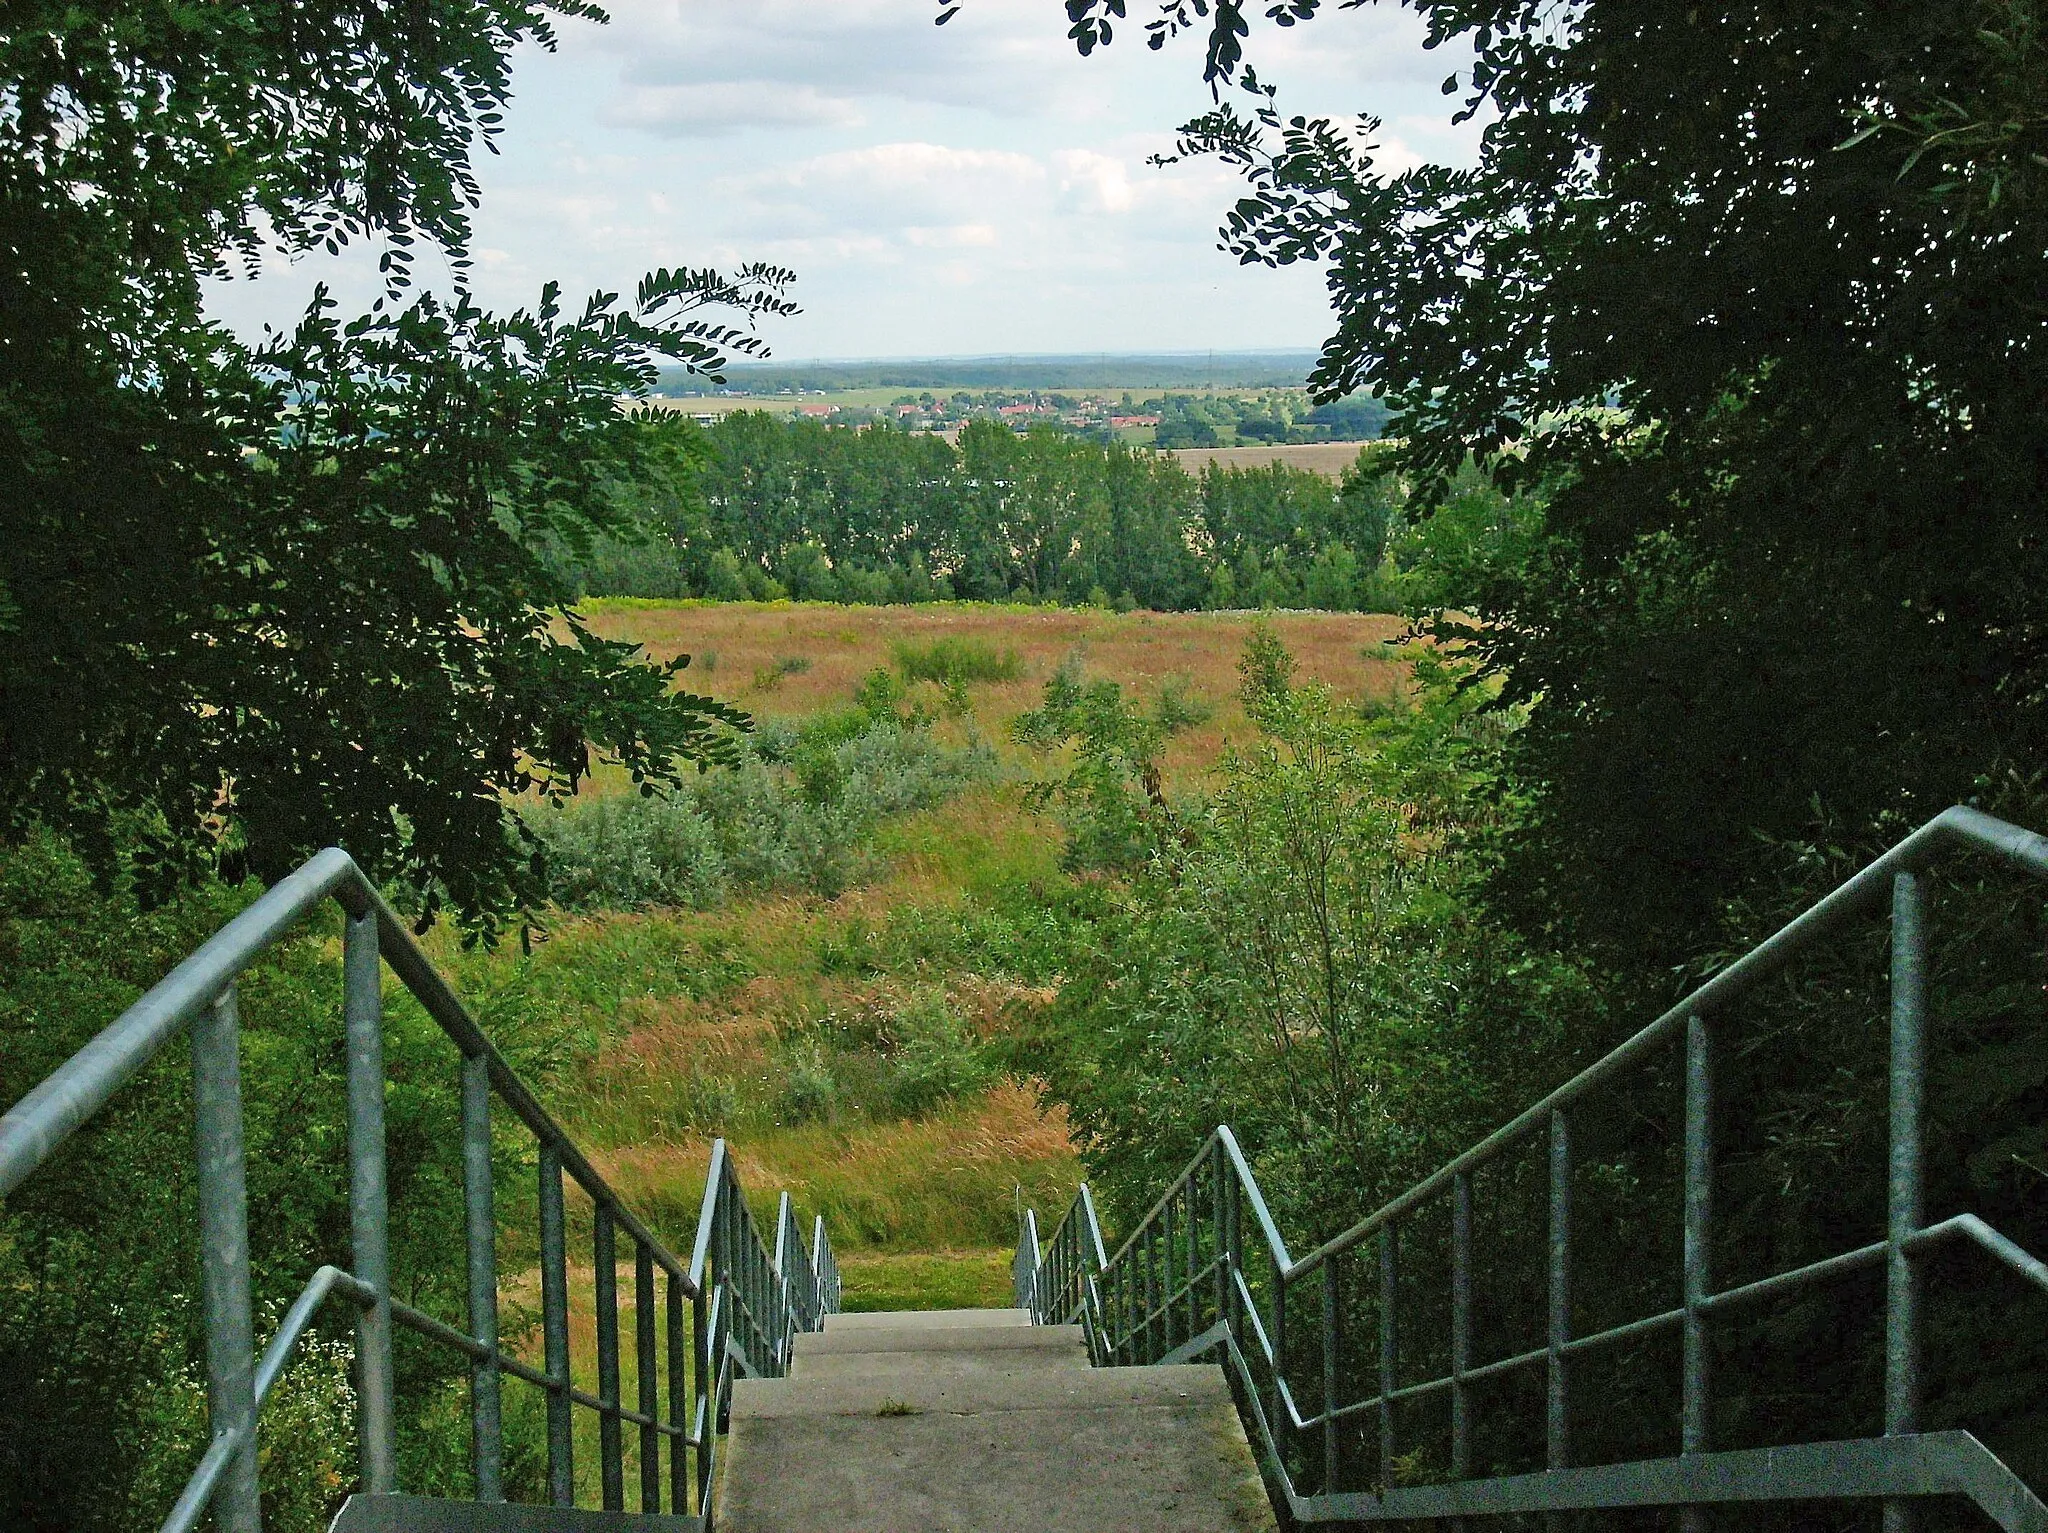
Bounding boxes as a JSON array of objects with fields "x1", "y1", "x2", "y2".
[{"x1": 204, "y1": 1, "x2": 1478, "y2": 360}]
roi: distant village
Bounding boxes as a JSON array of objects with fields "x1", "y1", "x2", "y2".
[{"x1": 653, "y1": 385, "x2": 1388, "y2": 448}]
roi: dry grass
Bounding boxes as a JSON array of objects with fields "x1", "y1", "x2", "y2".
[
  {"x1": 586, "y1": 1080, "x2": 1078, "y2": 1254},
  {"x1": 582, "y1": 600, "x2": 1408, "y2": 788}
]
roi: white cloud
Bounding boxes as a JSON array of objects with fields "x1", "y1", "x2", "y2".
[
  {"x1": 204, "y1": 0, "x2": 1475, "y2": 356},
  {"x1": 610, "y1": 81, "x2": 869, "y2": 136}
]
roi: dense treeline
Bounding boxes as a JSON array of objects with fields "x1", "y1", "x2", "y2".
[{"x1": 557, "y1": 413, "x2": 1523, "y2": 614}]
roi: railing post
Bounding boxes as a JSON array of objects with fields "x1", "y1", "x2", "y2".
[
  {"x1": 638, "y1": 1245, "x2": 661, "y2": 1514},
  {"x1": 668, "y1": 1273, "x2": 690, "y2": 1515},
  {"x1": 1225, "y1": 1168, "x2": 1243, "y2": 1351},
  {"x1": 1547, "y1": 1108, "x2": 1572, "y2": 1475},
  {"x1": 1272, "y1": 1267, "x2": 1288, "y2": 1463},
  {"x1": 461, "y1": 1052, "x2": 503, "y2": 1501},
  {"x1": 1885, "y1": 870, "x2": 1927, "y2": 1533},
  {"x1": 193, "y1": 984, "x2": 261, "y2": 1533},
  {"x1": 344, "y1": 907, "x2": 397, "y2": 1494},
  {"x1": 1161, "y1": 1198, "x2": 1175, "y2": 1353},
  {"x1": 691, "y1": 1272, "x2": 711, "y2": 1513},
  {"x1": 1451, "y1": 1170, "x2": 1472, "y2": 1533},
  {"x1": 1321, "y1": 1260, "x2": 1340, "y2": 1494},
  {"x1": 1145, "y1": 1222, "x2": 1160, "y2": 1362},
  {"x1": 1213, "y1": 1143, "x2": 1230, "y2": 1332},
  {"x1": 539, "y1": 1143, "x2": 574, "y2": 1507},
  {"x1": 1682, "y1": 1012, "x2": 1713, "y2": 1533},
  {"x1": 1380, "y1": 1227, "x2": 1398, "y2": 1490},
  {"x1": 596, "y1": 1205, "x2": 625, "y2": 1510},
  {"x1": 1186, "y1": 1180, "x2": 1201, "y2": 1340}
]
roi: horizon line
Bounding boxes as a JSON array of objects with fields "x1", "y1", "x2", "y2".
[{"x1": 711, "y1": 347, "x2": 1323, "y2": 368}]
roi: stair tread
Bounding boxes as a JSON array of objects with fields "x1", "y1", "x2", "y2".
[
  {"x1": 720, "y1": 1359, "x2": 1273, "y2": 1532},
  {"x1": 792, "y1": 1322, "x2": 1084, "y2": 1358},
  {"x1": 823, "y1": 1307, "x2": 1031, "y2": 1332},
  {"x1": 328, "y1": 1492, "x2": 698, "y2": 1532}
]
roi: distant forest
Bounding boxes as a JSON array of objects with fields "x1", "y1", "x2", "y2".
[{"x1": 554, "y1": 411, "x2": 1531, "y2": 613}]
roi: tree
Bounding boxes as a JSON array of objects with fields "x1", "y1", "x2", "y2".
[
  {"x1": 2, "y1": 2, "x2": 794, "y2": 932},
  {"x1": 991, "y1": 0, "x2": 2048, "y2": 976}
]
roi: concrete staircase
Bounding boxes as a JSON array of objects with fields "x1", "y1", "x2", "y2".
[{"x1": 717, "y1": 1308, "x2": 1275, "y2": 1532}]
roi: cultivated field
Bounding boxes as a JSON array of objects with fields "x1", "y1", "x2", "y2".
[
  {"x1": 581, "y1": 599, "x2": 1410, "y2": 788},
  {"x1": 1166, "y1": 442, "x2": 1376, "y2": 479}
]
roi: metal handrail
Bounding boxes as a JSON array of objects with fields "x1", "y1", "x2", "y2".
[
  {"x1": 1015, "y1": 805, "x2": 2048, "y2": 1530},
  {"x1": 0, "y1": 847, "x2": 839, "y2": 1532}
]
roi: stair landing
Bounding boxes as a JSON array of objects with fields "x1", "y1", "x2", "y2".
[{"x1": 718, "y1": 1308, "x2": 1275, "y2": 1532}]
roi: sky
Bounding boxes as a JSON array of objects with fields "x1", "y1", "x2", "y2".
[{"x1": 203, "y1": 1, "x2": 1479, "y2": 362}]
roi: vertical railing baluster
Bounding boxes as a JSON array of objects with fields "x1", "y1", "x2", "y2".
[
  {"x1": 1380, "y1": 1227, "x2": 1398, "y2": 1489},
  {"x1": 1547, "y1": 1109, "x2": 1571, "y2": 1476},
  {"x1": 193, "y1": 985, "x2": 261, "y2": 1533},
  {"x1": 1451, "y1": 1170, "x2": 1472, "y2": 1533},
  {"x1": 461, "y1": 1053, "x2": 503, "y2": 1501},
  {"x1": 1164, "y1": 1197, "x2": 1178, "y2": 1353},
  {"x1": 1226, "y1": 1166, "x2": 1243, "y2": 1349},
  {"x1": 1144, "y1": 1223, "x2": 1158, "y2": 1362},
  {"x1": 638, "y1": 1245, "x2": 660, "y2": 1513},
  {"x1": 668, "y1": 1273, "x2": 689, "y2": 1515},
  {"x1": 1213, "y1": 1142, "x2": 1230, "y2": 1334},
  {"x1": 596, "y1": 1205, "x2": 624, "y2": 1510},
  {"x1": 1187, "y1": 1179, "x2": 1200, "y2": 1339},
  {"x1": 1321, "y1": 1258, "x2": 1340, "y2": 1494},
  {"x1": 1886, "y1": 870, "x2": 1927, "y2": 1533},
  {"x1": 1682, "y1": 1012, "x2": 1714, "y2": 1533},
  {"x1": 539, "y1": 1143, "x2": 574, "y2": 1506},
  {"x1": 692, "y1": 1268, "x2": 711, "y2": 1513},
  {"x1": 1273, "y1": 1265, "x2": 1288, "y2": 1466},
  {"x1": 344, "y1": 907, "x2": 397, "y2": 1494}
]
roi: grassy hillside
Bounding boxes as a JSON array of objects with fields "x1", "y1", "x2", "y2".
[{"x1": 450, "y1": 601, "x2": 1413, "y2": 1502}]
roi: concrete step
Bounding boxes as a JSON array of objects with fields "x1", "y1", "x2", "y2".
[
  {"x1": 790, "y1": 1318, "x2": 1089, "y2": 1367},
  {"x1": 722, "y1": 1310, "x2": 1276, "y2": 1533},
  {"x1": 824, "y1": 1307, "x2": 1031, "y2": 1332},
  {"x1": 329, "y1": 1493, "x2": 698, "y2": 1531}
]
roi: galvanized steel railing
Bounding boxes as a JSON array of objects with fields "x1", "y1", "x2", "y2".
[
  {"x1": 0, "y1": 846, "x2": 839, "y2": 1532},
  {"x1": 1014, "y1": 806, "x2": 2048, "y2": 1530}
]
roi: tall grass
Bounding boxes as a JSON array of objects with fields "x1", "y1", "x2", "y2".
[{"x1": 891, "y1": 636, "x2": 1021, "y2": 686}]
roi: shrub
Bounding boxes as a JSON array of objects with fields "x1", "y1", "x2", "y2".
[
  {"x1": 530, "y1": 793, "x2": 727, "y2": 912},
  {"x1": 887, "y1": 991, "x2": 990, "y2": 1115},
  {"x1": 536, "y1": 713, "x2": 995, "y2": 911}
]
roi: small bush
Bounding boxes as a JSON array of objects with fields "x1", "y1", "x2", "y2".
[
  {"x1": 531, "y1": 793, "x2": 727, "y2": 912},
  {"x1": 535, "y1": 714, "x2": 995, "y2": 911},
  {"x1": 888, "y1": 991, "x2": 990, "y2": 1115},
  {"x1": 779, "y1": 1047, "x2": 840, "y2": 1125},
  {"x1": 751, "y1": 653, "x2": 812, "y2": 691},
  {"x1": 891, "y1": 636, "x2": 1021, "y2": 686}
]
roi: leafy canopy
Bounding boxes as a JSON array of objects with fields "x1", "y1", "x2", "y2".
[
  {"x1": 2, "y1": 2, "x2": 798, "y2": 931},
  {"x1": 979, "y1": 0, "x2": 2048, "y2": 971}
]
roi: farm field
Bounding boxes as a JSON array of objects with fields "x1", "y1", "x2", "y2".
[
  {"x1": 579, "y1": 599, "x2": 1409, "y2": 790},
  {"x1": 1166, "y1": 442, "x2": 1377, "y2": 479}
]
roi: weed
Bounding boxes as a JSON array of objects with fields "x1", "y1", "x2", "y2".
[
  {"x1": 778, "y1": 1045, "x2": 840, "y2": 1125},
  {"x1": 874, "y1": 1398, "x2": 920, "y2": 1417},
  {"x1": 752, "y1": 653, "x2": 813, "y2": 691}
]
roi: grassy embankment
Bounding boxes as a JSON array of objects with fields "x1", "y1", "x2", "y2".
[{"x1": 438, "y1": 602, "x2": 1408, "y2": 1503}]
